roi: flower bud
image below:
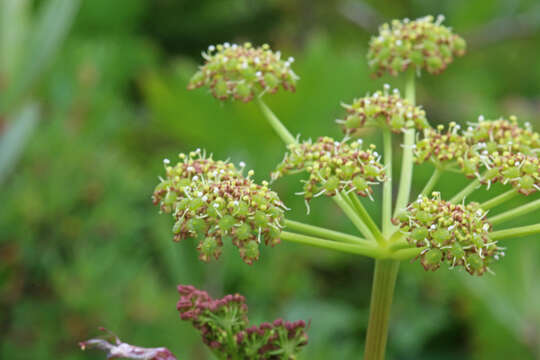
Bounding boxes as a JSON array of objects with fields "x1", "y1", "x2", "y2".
[
  {"x1": 368, "y1": 15, "x2": 466, "y2": 77},
  {"x1": 188, "y1": 42, "x2": 298, "y2": 102},
  {"x1": 340, "y1": 87, "x2": 429, "y2": 134},
  {"x1": 153, "y1": 150, "x2": 287, "y2": 264},
  {"x1": 272, "y1": 137, "x2": 386, "y2": 202},
  {"x1": 396, "y1": 193, "x2": 504, "y2": 276}
]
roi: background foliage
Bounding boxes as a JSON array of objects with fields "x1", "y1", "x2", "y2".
[{"x1": 1, "y1": 0, "x2": 540, "y2": 359}]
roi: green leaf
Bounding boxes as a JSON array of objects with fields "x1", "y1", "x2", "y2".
[
  {"x1": 0, "y1": 102, "x2": 39, "y2": 185},
  {"x1": 0, "y1": 0, "x2": 80, "y2": 114},
  {"x1": 0, "y1": 0, "x2": 30, "y2": 78}
]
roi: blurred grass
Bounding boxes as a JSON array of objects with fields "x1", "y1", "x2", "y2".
[{"x1": 1, "y1": 0, "x2": 540, "y2": 359}]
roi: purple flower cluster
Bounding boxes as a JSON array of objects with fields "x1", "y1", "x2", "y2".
[{"x1": 177, "y1": 285, "x2": 309, "y2": 359}]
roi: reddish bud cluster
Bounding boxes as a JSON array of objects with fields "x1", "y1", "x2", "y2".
[{"x1": 177, "y1": 285, "x2": 308, "y2": 359}]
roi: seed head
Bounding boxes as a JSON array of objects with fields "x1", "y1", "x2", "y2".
[
  {"x1": 272, "y1": 137, "x2": 386, "y2": 202},
  {"x1": 368, "y1": 15, "x2": 466, "y2": 77},
  {"x1": 340, "y1": 88, "x2": 429, "y2": 134},
  {"x1": 394, "y1": 193, "x2": 503, "y2": 276},
  {"x1": 153, "y1": 151, "x2": 286, "y2": 264},
  {"x1": 188, "y1": 42, "x2": 298, "y2": 102}
]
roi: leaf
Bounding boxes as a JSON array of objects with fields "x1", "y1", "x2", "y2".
[
  {"x1": 0, "y1": 102, "x2": 39, "y2": 185},
  {"x1": 0, "y1": 0, "x2": 30, "y2": 78},
  {"x1": 0, "y1": 0, "x2": 81, "y2": 114}
]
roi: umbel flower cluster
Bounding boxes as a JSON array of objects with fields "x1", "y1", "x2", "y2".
[
  {"x1": 187, "y1": 42, "x2": 298, "y2": 102},
  {"x1": 152, "y1": 150, "x2": 287, "y2": 264},
  {"x1": 368, "y1": 15, "x2": 466, "y2": 77},
  {"x1": 272, "y1": 136, "x2": 386, "y2": 203},
  {"x1": 415, "y1": 117, "x2": 540, "y2": 195},
  {"x1": 339, "y1": 85, "x2": 429, "y2": 134},
  {"x1": 394, "y1": 193, "x2": 503, "y2": 275},
  {"x1": 177, "y1": 285, "x2": 309, "y2": 359}
]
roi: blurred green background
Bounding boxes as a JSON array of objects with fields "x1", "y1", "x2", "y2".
[{"x1": 1, "y1": 0, "x2": 540, "y2": 359}]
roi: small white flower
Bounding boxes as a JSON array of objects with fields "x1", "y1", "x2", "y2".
[{"x1": 163, "y1": 158, "x2": 170, "y2": 165}]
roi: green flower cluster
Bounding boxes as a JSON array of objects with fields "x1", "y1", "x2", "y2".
[
  {"x1": 272, "y1": 137, "x2": 386, "y2": 204},
  {"x1": 394, "y1": 193, "x2": 503, "y2": 276},
  {"x1": 153, "y1": 150, "x2": 286, "y2": 264},
  {"x1": 415, "y1": 117, "x2": 540, "y2": 195},
  {"x1": 187, "y1": 42, "x2": 298, "y2": 102},
  {"x1": 339, "y1": 85, "x2": 429, "y2": 134},
  {"x1": 368, "y1": 15, "x2": 466, "y2": 77}
]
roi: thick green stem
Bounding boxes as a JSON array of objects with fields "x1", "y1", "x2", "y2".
[
  {"x1": 364, "y1": 260, "x2": 400, "y2": 360},
  {"x1": 450, "y1": 178, "x2": 480, "y2": 204},
  {"x1": 257, "y1": 98, "x2": 296, "y2": 145},
  {"x1": 490, "y1": 223, "x2": 540, "y2": 241},
  {"x1": 489, "y1": 198, "x2": 540, "y2": 226},
  {"x1": 280, "y1": 231, "x2": 384, "y2": 258},
  {"x1": 480, "y1": 189, "x2": 518, "y2": 210},
  {"x1": 420, "y1": 167, "x2": 442, "y2": 197},
  {"x1": 394, "y1": 70, "x2": 416, "y2": 217},
  {"x1": 284, "y1": 219, "x2": 371, "y2": 245},
  {"x1": 382, "y1": 129, "x2": 393, "y2": 236},
  {"x1": 347, "y1": 193, "x2": 385, "y2": 245}
]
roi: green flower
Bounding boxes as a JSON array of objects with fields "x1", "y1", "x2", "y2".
[
  {"x1": 272, "y1": 137, "x2": 386, "y2": 207},
  {"x1": 153, "y1": 150, "x2": 286, "y2": 264},
  {"x1": 415, "y1": 116, "x2": 540, "y2": 194},
  {"x1": 368, "y1": 15, "x2": 466, "y2": 77},
  {"x1": 395, "y1": 193, "x2": 503, "y2": 276},
  {"x1": 188, "y1": 42, "x2": 298, "y2": 102},
  {"x1": 339, "y1": 84, "x2": 429, "y2": 134}
]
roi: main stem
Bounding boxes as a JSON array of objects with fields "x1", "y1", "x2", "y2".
[
  {"x1": 364, "y1": 70, "x2": 416, "y2": 360},
  {"x1": 363, "y1": 260, "x2": 400, "y2": 360}
]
